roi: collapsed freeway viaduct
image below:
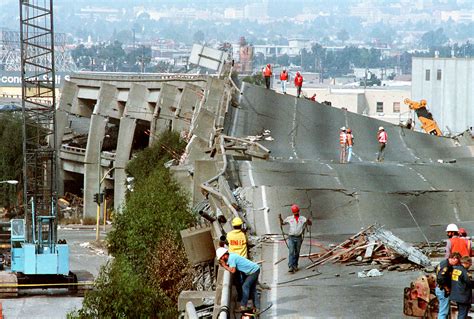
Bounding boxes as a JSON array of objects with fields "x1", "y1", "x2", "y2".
[{"x1": 216, "y1": 82, "x2": 474, "y2": 318}]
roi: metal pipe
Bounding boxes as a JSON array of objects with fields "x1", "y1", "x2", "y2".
[
  {"x1": 218, "y1": 270, "x2": 231, "y2": 319},
  {"x1": 185, "y1": 301, "x2": 199, "y2": 319}
]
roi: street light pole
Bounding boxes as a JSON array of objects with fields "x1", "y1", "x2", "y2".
[{"x1": 96, "y1": 140, "x2": 102, "y2": 242}]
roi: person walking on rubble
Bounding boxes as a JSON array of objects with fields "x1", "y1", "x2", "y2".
[
  {"x1": 346, "y1": 128, "x2": 354, "y2": 163},
  {"x1": 339, "y1": 127, "x2": 347, "y2": 163},
  {"x1": 216, "y1": 247, "x2": 260, "y2": 312},
  {"x1": 263, "y1": 64, "x2": 272, "y2": 89},
  {"x1": 435, "y1": 252, "x2": 461, "y2": 319},
  {"x1": 279, "y1": 204, "x2": 312, "y2": 273},
  {"x1": 294, "y1": 72, "x2": 303, "y2": 98},
  {"x1": 449, "y1": 256, "x2": 473, "y2": 319},
  {"x1": 280, "y1": 68, "x2": 289, "y2": 94},
  {"x1": 376, "y1": 126, "x2": 388, "y2": 162},
  {"x1": 445, "y1": 224, "x2": 470, "y2": 258}
]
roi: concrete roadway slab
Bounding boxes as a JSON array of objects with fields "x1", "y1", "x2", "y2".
[
  {"x1": 225, "y1": 84, "x2": 474, "y2": 318},
  {"x1": 2, "y1": 227, "x2": 110, "y2": 318}
]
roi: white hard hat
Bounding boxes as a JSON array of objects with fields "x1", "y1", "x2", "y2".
[
  {"x1": 341, "y1": 126, "x2": 346, "y2": 131},
  {"x1": 379, "y1": 126, "x2": 384, "y2": 130},
  {"x1": 446, "y1": 224, "x2": 459, "y2": 232},
  {"x1": 216, "y1": 247, "x2": 228, "y2": 260}
]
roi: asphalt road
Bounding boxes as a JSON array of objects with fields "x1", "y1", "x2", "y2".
[
  {"x1": 226, "y1": 83, "x2": 474, "y2": 318},
  {"x1": 2, "y1": 226, "x2": 110, "y2": 319}
]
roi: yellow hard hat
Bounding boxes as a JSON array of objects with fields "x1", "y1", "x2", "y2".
[{"x1": 232, "y1": 217, "x2": 243, "y2": 227}]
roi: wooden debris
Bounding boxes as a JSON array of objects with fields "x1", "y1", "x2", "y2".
[{"x1": 305, "y1": 224, "x2": 430, "y2": 271}]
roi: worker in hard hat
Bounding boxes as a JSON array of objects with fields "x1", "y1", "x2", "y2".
[
  {"x1": 263, "y1": 63, "x2": 272, "y2": 89},
  {"x1": 449, "y1": 255, "x2": 473, "y2": 319},
  {"x1": 346, "y1": 128, "x2": 354, "y2": 163},
  {"x1": 458, "y1": 228, "x2": 472, "y2": 256},
  {"x1": 294, "y1": 72, "x2": 303, "y2": 98},
  {"x1": 216, "y1": 247, "x2": 260, "y2": 312},
  {"x1": 339, "y1": 127, "x2": 347, "y2": 164},
  {"x1": 226, "y1": 217, "x2": 248, "y2": 303},
  {"x1": 279, "y1": 204, "x2": 312, "y2": 273},
  {"x1": 376, "y1": 126, "x2": 388, "y2": 162},
  {"x1": 434, "y1": 252, "x2": 461, "y2": 319},
  {"x1": 227, "y1": 217, "x2": 248, "y2": 258},
  {"x1": 445, "y1": 224, "x2": 470, "y2": 259},
  {"x1": 280, "y1": 68, "x2": 289, "y2": 94}
]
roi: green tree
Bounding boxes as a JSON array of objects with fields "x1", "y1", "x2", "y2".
[
  {"x1": 421, "y1": 28, "x2": 448, "y2": 48},
  {"x1": 193, "y1": 30, "x2": 205, "y2": 44},
  {"x1": 337, "y1": 29, "x2": 349, "y2": 43},
  {"x1": 0, "y1": 113, "x2": 23, "y2": 209}
]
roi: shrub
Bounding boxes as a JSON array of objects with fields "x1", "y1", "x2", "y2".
[{"x1": 71, "y1": 131, "x2": 195, "y2": 318}]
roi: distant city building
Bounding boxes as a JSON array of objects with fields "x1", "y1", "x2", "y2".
[
  {"x1": 252, "y1": 38, "x2": 310, "y2": 58},
  {"x1": 244, "y1": 3, "x2": 267, "y2": 20},
  {"x1": 412, "y1": 57, "x2": 474, "y2": 134},
  {"x1": 282, "y1": 80, "x2": 411, "y2": 125},
  {"x1": 224, "y1": 8, "x2": 244, "y2": 19}
]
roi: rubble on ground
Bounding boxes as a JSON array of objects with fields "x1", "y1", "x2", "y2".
[{"x1": 306, "y1": 225, "x2": 432, "y2": 272}]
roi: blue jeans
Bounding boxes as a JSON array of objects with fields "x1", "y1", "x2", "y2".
[
  {"x1": 435, "y1": 286, "x2": 449, "y2": 319},
  {"x1": 347, "y1": 146, "x2": 353, "y2": 162},
  {"x1": 456, "y1": 302, "x2": 469, "y2": 319},
  {"x1": 281, "y1": 80, "x2": 287, "y2": 93},
  {"x1": 241, "y1": 269, "x2": 260, "y2": 309},
  {"x1": 288, "y1": 235, "x2": 303, "y2": 269}
]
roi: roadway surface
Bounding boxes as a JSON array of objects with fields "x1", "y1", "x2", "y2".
[{"x1": 226, "y1": 83, "x2": 474, "y2": 318}]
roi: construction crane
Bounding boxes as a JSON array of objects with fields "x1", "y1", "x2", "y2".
[
  {"x1": 404, "y1": 98, "x2": 443, "y2": 136},
  {"x1": 0, "y1": 0, "x2": 92, "y2": 297}
]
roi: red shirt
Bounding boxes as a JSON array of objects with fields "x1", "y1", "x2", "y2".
[{"x1": 280, "y1": 71, "x2": 288, "y2": 81}]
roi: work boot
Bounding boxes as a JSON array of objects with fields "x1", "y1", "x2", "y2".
[{"x1": 288, "y1": 267, "x2": 295, "y2": 273}]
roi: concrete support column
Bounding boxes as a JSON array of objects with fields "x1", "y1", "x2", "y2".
[
  {"x1": 149, "y1": 83, "x2": 180, "y2": 145},
  {"x1": 114, "y1": 84, "x2": 148, "y2": 213},
  {"x1": 55, "y1": 81, "x2": 78, "y2": 196},
  {"x1": 83, "y1": 84, "x2": 116, "y2": 218}
]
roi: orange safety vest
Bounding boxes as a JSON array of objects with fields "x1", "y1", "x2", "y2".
[
  {"x1": 280, "y1": 71, "x2": 288, "y2": 81},
  {"x1": 378, "y1": 131, "x2": 387, "y2": 143},
  {"x1": 450, "y1": 237, "x2": 470, "y2": 257},
  {"x1": 294, "y1": 75, "x2": 303, "y2": 86},
  {"x1": 263, "y1": 66, "x2": 272, "y2": 77},
  {"x1": 347, "y1": 133, "x2": 353, "y2": 146},
  {"x1": 339, "y1": 132, "x2": 347, "y2": 145}
]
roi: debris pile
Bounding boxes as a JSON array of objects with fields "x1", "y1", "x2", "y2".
[{"x1": 306, "y1": 225, "x2": 432, "y2": 272}]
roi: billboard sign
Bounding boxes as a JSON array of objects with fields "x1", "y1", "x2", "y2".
[{"x1": 0, "y1": 71, "x2": 70, "y2": 87}]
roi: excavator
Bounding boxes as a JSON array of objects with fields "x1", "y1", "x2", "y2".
[{"x1": 404, "y1": 98, "x2": 443, "y2": 136}]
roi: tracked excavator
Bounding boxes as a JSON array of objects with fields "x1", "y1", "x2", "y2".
[{"x1": 404, "y1": 98, "x2": 442, "y2": 136}]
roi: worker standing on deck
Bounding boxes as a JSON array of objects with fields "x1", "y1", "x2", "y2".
[
  {"x1": 449, "y1": 256, "x2": 473, "y2": 319},
  {"x1": 376, "y1": 126, "x2": 388, "y2": 162},
  {"x1": 445, "y1": 224, "x2": 470, "y2": 258},
  {"x1": 279, "y1": 204, "x2": 312, "y2": 273},
  {"x1": 435, "y1": 252, "x2": 461, "y2": 319},
  {"x1": 263, "y1": 64, "x2": 272, "y2": 89},
  {"x1": 294, "y1": 72, "x2": 303, "y2": 98},
  {"x1": 280, "y1": 68, "x2": 289, "y2": 94},
  {"x1": 458, "y1": 228, "x2": 472, "y2": 256},
  {"x1": 339, "y1": 127, "x2": 347, "y2": 164},
  {"x1": 346, "y1": 128, "x2": 354, "y2": 163},
  {"x1": 216, "y1": 247, "x2": 260, "y2": 312}
]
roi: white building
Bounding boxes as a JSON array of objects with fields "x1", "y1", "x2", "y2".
[
  {"x1": 284, "y1": 85, "x2": 412, "y2": 125},
  {"x1": 412, "y1": 57, "x2": 474, "y2": 134}
]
